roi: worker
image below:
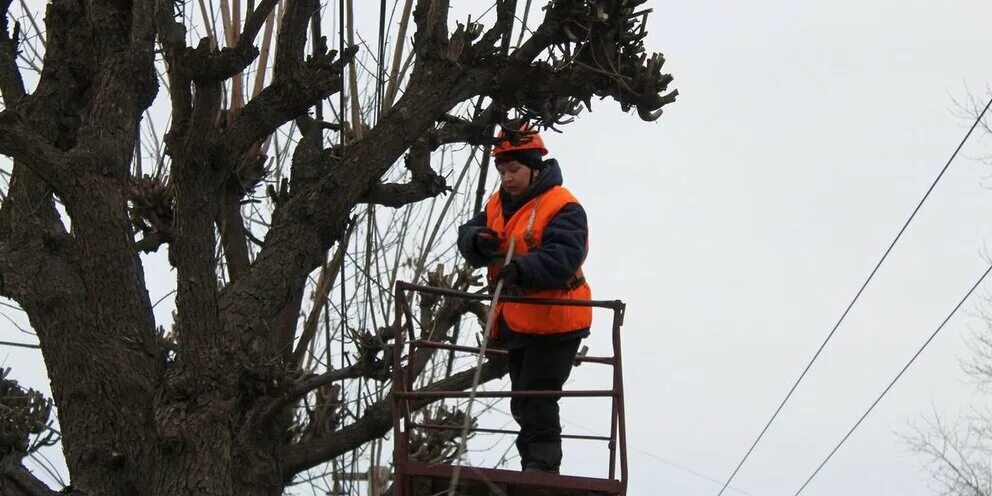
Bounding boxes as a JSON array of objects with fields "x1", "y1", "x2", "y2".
[{"x1": 457, "y1": 122, "x2": 592, "y2": 474}]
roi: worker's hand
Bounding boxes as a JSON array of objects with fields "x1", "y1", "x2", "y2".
[
  {"x1": 474, "y1": 228, "x2": 501, "y2": 259},
  {"x1": 496, "y1": 261, "x2": 522, "y2": 287}
]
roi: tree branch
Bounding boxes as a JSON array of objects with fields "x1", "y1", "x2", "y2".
[
  {"x1": 362, "y1": 180, "x2": 449, "y2": 208},
  {"x1": 0, "y1": 364, "x2": 58, "y2": 496},
  {"x1": 485, "y1": 0, "x2": 677, "y2": 124},
  {"x1": 126, "y1": 175, "x2": 174, "y2": 253},
  {"x1": 240, "y1": 0, "x2": 280, "y2": 53},
  {"x1": 134, "y1": 230, "x2": 172, "y2": 253},
  {"x1": 361, "y1": 141, "x2": 450, "y2": 208},
  {"x1": 382, "y1": 0, "x2": 415, "y2": 112},
  {"x1": 212, "y1": 46, "x2": 358, "y2": 173},
  {"x1": 0, "y1": 457, "x2": 58, "y2": 496},
  {"x1": 291, "y1": 235, "x2": 349, "y2": 369},
  {"x1": 154, "y1": 0, "x2": 194, "y2": 129},
  {"x1": 413, "y1": 0, "x2": 451, "y2": 53},
  {"x1": 430, "y1": 110, "x2": 501, "y2": 149},
  {"x1": 0, "y1": 111, "x2": 67, "y2": 192},
  {"x1": 280, "y1": 358, "x2": 507, "y2": 476},
  {"x1": 0, "y1": 0, "x2": 25, "y2": 105},
  {"x1": 169, "y1": 80, "x2": 225, "y2": 366},
  {"x1": 213, "y1": 147, "x2": 267, "y2": 284},
  {"x1": 181, "y1": 0, "x2": 280, "y2": 83},
  {"x1": 216, "y1": 58, "x2": 463, "y2": 339},
  {"x1": 278, "y1": 288, "x2": 486, "y2": 476},
  {"x1": 475, "y1": 0, "x2": 516, "y2": 55},
  {"x1": 260, "y1": 365, "x2": 364, "y2": 426},
  {"x1": 272, "y1": 0, "x2": 317, "y2": 83},
  {"x1": 216, "y1": 181, "x2": 251, "y2": 281},
  {"x1": 129, "y1": 0, "x2": 156, "y2": 47}
]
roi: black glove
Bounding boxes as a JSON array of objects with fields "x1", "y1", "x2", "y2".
[
  {"x1": 496, "y1": 261, "x2": 522, "y2": 287},
  {"x1": 474, "y1": 228, "x2": 501, "y2": 259}
]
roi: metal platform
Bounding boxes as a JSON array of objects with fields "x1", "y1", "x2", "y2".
[
  {"x1": 391, "y1": 282, "x2": 629, "y2": 496},
  {"x1": 406, "y1": 461, "x2": 621, "y2": 495}
]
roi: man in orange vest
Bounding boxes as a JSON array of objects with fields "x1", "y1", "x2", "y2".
[{"x1": 457, "y1": 123, "x2": 591, "y2": 474}]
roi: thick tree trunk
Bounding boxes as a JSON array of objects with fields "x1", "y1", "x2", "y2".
[
  {"x1": 0, "y1": 1, "x2": 675, "y2": 493},
  {"x1": 0, "y1": 1, "x2": 156, "y2": 493}
]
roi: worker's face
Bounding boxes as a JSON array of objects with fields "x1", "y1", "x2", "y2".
[{"x1": 496, "y1": 159, "x2": 532, "y2": 196}]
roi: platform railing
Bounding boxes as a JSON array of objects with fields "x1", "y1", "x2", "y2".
[{"x1": 391, "y1": 281, "x2": 628, "y2": 495}]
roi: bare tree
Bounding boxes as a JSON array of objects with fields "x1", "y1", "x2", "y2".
[
  {"x1": 0, "y1": 1, "x2": 676, "y2": 495},
  {"x1": 952, "y1": 87, "x2": 992, "y2": 168},
  {"x1": 904, "y1": 409, "x2": 992, "y2": 496},
  {"x1": 905, "y1": 290, "x2": 992, "y2": 496}
]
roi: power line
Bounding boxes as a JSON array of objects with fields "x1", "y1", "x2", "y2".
[
  {"x1": 479, "y1": 402, "x2": 766, "y2": 496},
  {"x1": 376, "y1": 0, "x2": 387, "y2": 120},
  {"x1": 0, "y1": 340, "x2": 40, "y2": 349},
  {"x1": 793, "y1": 261, "x2": 992, "y2": 495},
  {"x1": 634, "y1": 448, "x2": 764, "y2": 496},
  {"x1": 715, "y1": 94, "x2": 992, "y2": 496},
  {"x1": 562, "y1": 416, "x2": 765, "y2": 496}
]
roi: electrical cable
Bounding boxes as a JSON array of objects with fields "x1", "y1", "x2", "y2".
[
  {"x1": 793, "y1": 262, "x2": 992, "y2": 495},
  {"x1": 715, "y1": 95, "x2": 992, "y2": 495}
]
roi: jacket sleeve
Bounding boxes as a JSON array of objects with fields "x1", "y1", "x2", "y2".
[
  {"x1": 457, "y1": 210, "x2": 491, "y2": 268},
  {"x1": 513, "y1": 203, "x2": 588, "y2": 290}
]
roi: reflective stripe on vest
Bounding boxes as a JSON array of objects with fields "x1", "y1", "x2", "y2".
[{"x1": 485, "y1": 186, "x2": 593, "y2": 335}]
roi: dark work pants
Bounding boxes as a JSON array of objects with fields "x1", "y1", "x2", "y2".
[{"x1": 507, "y1": 336, "x2": 582, "y2": 472}]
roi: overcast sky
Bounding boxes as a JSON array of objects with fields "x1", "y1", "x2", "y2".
[
  {"x1": 547, "y1": 1, "x2": 992, "y2": 495},
  {"x1": 4, "y1": 1, "x2": 992, "y2": 495}
]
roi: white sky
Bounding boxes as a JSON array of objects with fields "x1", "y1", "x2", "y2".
[
  {"x1": 548, "y1": 1, "x2": 992, "y2": 495},
  {"x1": 4, "y1": 1, "x2": 992, "y2": 495}
]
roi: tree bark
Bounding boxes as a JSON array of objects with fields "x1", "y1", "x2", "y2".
[{"x1": 0, "y1": 0, "x2": 675, "y2": 493}]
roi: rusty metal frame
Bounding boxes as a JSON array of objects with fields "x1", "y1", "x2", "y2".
[
  {"x1": 391, "y1": 281, "x2": 628, "y2": 495},
  {"x1": 412, "y1": 339, "x2": 616, "y2": 365}
]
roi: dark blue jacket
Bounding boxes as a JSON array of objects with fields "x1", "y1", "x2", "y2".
[{"x1": 457, "y1": 160, "x2": 590, "y2": 346}]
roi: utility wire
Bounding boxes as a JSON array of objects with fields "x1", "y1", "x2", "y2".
[
  {"x1": 0, "y1": 340, "x2": 40, "y2": 349},
  {"x1": 556, "y1": 411, "x2": 766, "y2": 496},
  {"x1": 478, "y1": 401, "x2": 766, "y2": 496},
  {"x1": 794, "y1": 261, "x2": 992, "y2": 495},
  {"x1": 716, "y1": 94, "x2": 992, "y2": 496},
  {"x1": 377, "y1": 0, "x2": 387, "y2": 121}
]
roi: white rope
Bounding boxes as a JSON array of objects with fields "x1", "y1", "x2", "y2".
[{"x1": 447, "y1": 237, "x2": 516, "y2": 494}]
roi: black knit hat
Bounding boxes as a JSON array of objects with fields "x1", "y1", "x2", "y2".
[{"x1": 494, "y1": 149, "x2": 545, "y2": 170}]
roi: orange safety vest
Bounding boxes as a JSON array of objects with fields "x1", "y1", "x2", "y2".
[{"x1": 485, "y1": 186, "x2": 593, "y2": 336}]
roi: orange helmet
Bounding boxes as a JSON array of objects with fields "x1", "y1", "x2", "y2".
[{"x1": 491, "y1": 123, "x2": 548, "y2": 157}]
